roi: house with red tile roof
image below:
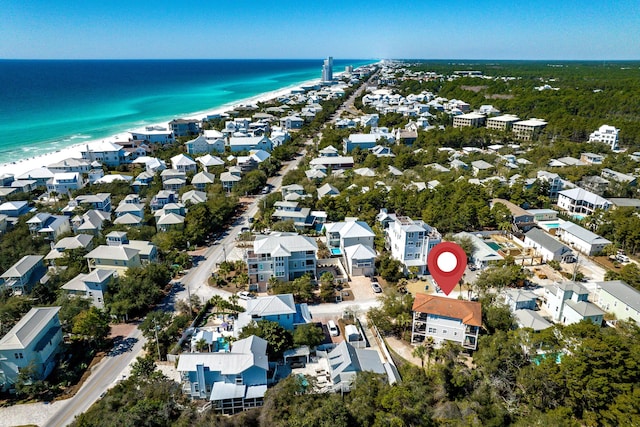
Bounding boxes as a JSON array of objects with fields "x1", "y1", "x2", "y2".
[{"x1": 411, "y1": 294, "x2": 482, "y2": 350}]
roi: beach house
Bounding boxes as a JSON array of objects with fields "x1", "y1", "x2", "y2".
[
  {"x1": 80, "y1": 141, "x2": 127, "y2": 167},
  {"x1": 26, "y1": 213, "x2": 70, "y2": 241},
  {"x1": 411, "y1": 294, "x2": 482, "y2": 350},
  {"x1": 543, "y1": 281, "x2": 604, "y2": 325},
  {"x1": 246, "y1": 232, "x2": 317, "y2": 292},
  {"x1": 61, "y1": 269, "x2": 115, "y2": 309},
  {"x1": 235, "y1": 294, "x2": 311, "y2": 334},
  {"x1": 385, "y1": 214, "x2": 441, "y2": 275},
  {"x1": 0, "y1": 255, "x2": 46, "y2": 295},
  {"x1": 594, "y1": 280, "x2": 640, "y2": 324},
  {"x1": 177, "y1": 335, "x2": 268, "y2": 414},
  {"x1": 0, "y1": 307, "x2": 63, "y2": 392}
]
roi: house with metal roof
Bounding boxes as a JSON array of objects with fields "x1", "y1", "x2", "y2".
[
  {"x1": 453, "y1": 232, "x2": 503, "y2": 269},
  {"x1": 246, "y1": 233, "x2": 317, "y2": 292},
  {"x1": 84, "y1": 243, "x2": 142, "y2": 276},
  {"x1": 177, "y1": 335, "x2": 268, "y2": 414},
  {"x1": 26, "y1": 213, "x2": 70, "y2": 241},
  {"x1": 557, "y1": 188, "x2": 611, "y2": 216},
  {"x1": 385, "y1": 213, "x2": 441, "y2": 275},
  {"x1": 235, "y1": 294, "x2": 311, "y2": 335},
  {"x1": 326, "y1": 341, "x2": 386, "y2": 392},
  {"x1": 513, "y1": 309, "x2": 552, "y2": 331},
  {"x1": 0, "y1": 255, "x2": 46, "y2": 295},
  {"x1": 411, "y1": 294, "x2": 482, "y2": 350},
  {"x1": 0, "y1": 307, "x2": 63, "y2": 391},
  {"x1": 594, "y1": 280, "x2": 640, "y2": 324},
  {"x1": 61, "y1": 269, "x2": 115, "y2": 309},
  {"x1": 45, "y1": 234, "x2": 94, "y2": 264},
  {"x1": 556, "y1": 222, "x2": 611, "y2": 256},
  {"x1": 0, "y1": 201, "x2": 30, "y2": 218},
  {"x1": 524, "y1": 228, "x2": 574, "y2": 262},
  {"x1": 543, "y1": 281, "x2": 604, "y2": 325}
]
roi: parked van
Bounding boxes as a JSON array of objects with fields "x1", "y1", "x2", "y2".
[{"x1": 328, "y1": 320, "x2": 339, "y2": 336}]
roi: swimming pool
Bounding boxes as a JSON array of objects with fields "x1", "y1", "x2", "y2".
[
  {"x1": 331, "y1": 248, "x2": 342, "y2": 256},
  {"x1": 486, "y1": 241, "x2": 501, "y2": 251},
  {"x1": 572, "y1": 214, "x2": 586, "y2": 221}
]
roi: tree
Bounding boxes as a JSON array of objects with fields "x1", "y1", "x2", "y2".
[
  {"x1": 238, "y1": 320, "x2": 293, "y2": 360},
  {"x1": 293, "y1": 323, "x2": 325, "y2": 348},
  {"x1": 412, "y1": 344, "x2": 428, "y2": 369},
  {"x1": 72, "y1": 307, "x2": 110, "y2": 347},
  {"x1": 195, "y1": 338, "x2": 209, "y2": 352}
]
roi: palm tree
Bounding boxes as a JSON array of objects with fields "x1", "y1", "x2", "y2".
[
  {"x1": 209, "y1": 295, "x2": 224, "y2": 314},
  {"x1": 412, "y1": 344, "x2": 427, "y2": 369},
  {"x1": 423, "y1": 336, "x2": 435, "y2": 369},
  {"x1": 396, "y1": 312, "x2": 412, "y2": 335},
  {"x1": 218, "y1": 262, "x2": 232, "y2": 279},
  {"x1": 195, "y1": 338, "x2": 209, "y2": 353}
]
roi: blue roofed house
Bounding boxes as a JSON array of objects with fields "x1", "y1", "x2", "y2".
[
  {"x1": 61, "y1": 269, "x2": 115, "y2": 309},
  {"x1": 0, "y1": 307, "x2": 63, "y2": 392},
  {"x1": 0, "y1": 255, "x2": 46, "y2": 295},
  {"x1": 177, "y1": 335, "x2": 268, "y2": 414}
]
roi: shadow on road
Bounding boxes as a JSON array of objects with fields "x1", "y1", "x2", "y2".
[{"x1": 108, "y1": 336, "x2": 138, "y2": 357}]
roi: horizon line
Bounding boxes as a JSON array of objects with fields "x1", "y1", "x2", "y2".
[{"x1": 1, "y1": 57, "x2": 639, "y2": 62}]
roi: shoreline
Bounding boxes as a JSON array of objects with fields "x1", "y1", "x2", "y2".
[{"x1": 0, "y1": 75, "x2": 327, "y2": 177}]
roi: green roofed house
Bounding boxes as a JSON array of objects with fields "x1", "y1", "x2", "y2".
[{"x1": 0, "y1": 307, "x2": 63, "y2": 391}]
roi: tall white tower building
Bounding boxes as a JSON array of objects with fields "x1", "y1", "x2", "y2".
[{"x1": 321, "y1": 57, "x2": 333, "y2": 82}]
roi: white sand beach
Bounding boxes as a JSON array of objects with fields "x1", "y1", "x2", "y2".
[{"x1": 0, "y1": 76, "x2": 324, "y2": 177}]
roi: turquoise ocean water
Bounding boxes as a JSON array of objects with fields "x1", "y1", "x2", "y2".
[{"x1": 0, "y1": 59, "x2": 372, "y2": 165}]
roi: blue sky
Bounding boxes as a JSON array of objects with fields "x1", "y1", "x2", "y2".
[{"x1": 2, "y1": 0, "x2": 639, "y2": 60}]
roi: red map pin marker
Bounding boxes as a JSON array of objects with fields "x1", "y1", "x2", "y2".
[{"x1": 427, "y1": 242, "x2": 467, "y2": 296}]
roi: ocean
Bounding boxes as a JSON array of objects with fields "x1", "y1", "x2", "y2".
[{"x1": 0, "y1": 59, "x2": 372, "y2": 165}]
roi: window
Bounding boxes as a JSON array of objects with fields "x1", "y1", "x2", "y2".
[
  {"x1": 428, "y1": 327, "x2": 436, "y2": 334},
  {"x1": 235, "y1": 375, "x2": 243, "y2": 385},
  {"x1": 442, "y1": 330, "x2": 447, "y2": 334}
]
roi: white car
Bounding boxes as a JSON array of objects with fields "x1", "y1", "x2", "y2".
[{"x1": 237, "y1": 291, "x2": 256, "y2": 300}]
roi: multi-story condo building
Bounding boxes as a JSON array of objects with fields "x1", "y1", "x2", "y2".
[
  {"x1": 452, "y1": 112, "x2": 486, "y2": 128},
  {"x1": 321, "y1": 56, "x2": 333, "y2": 82},
  {"x1": 246, "y1": 233, "x2": 317, "y2": 292},
  {"x1": 385, "y1": 214, "x2": 441, "y2": 275},
  {"x1": 589, "y1": 124, "x2": 619, "y2": 150},
  {"x1": 512, "y1": 118, "x2": 547, "y2": 140},
  {"x1": 411, "y1": 294, "x2": 482, "y2": 350},
  {"x1": 486, "y1": 114, "x2": 521, "y2": 131}
]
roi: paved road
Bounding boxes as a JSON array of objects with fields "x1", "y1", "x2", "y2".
[
  {"x1": 38, "y1": 72, "x2": 378, "y2": 426},
  {"x1": 44, "y1": 328, "x2": 146, "y2": 427}
]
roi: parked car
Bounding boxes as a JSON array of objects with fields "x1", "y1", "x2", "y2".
[
  {"x1": 371, "y1": 281, "x2": 382, "y2": 293},
  {"x1": 328, "y1": 320, "x2": 339, "y2": 336},
  {"x1": 237, "y1": 291, "x2": 256, "y2": 300}
]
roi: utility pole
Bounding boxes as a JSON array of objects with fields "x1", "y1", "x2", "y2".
[
  {"x1": 152, "y1": 317, "x2": 161, "y2": 361},
  {"x1": 187, "y1": 282, "x2": 193, "y2": 318}
]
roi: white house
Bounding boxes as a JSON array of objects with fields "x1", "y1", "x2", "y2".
[
  {"x1": 80, "y1": 141, "x2": 126, "y2": 167},
  {"x1": 46, "y1": 172, "x2": 84, "y2": 195},
  {"x1": 589, "y1": 124, "x2": 619, "y2": 150},
  {"x1": 26, "y1": 213, "x2": 70, "y2": 241},
  {"x1": 543, "y1": 281, "x2": 604, "y2": 325},
  {"x1": 0, "y1": 255, "x2": 46, "y2": 295},
  {"x1": 185, "y1": 134, "x2": 225, "y2": 155},
  {"x1": 0, "y1": 307, "x2": 63, "y2": 391},
  {"x1": 453, "y1": 232, "x2": 503, "y2": 269},
  {"x1": 326, "y1": 341, "x2": 386, "y2": 392},
  {"x1": 557, "y1": 188, "x2": 611, "y2": 216},
  {"x1": 594, "y1": 280, "x2": 640, "y2": 324},
  {"x1": 385, "y1": 214, "x2": 441, "y2": 275},
  {"x1": 411, "y1": 294, "x2": 482, "y2": 350},
  {"x1": 556, "y1": 222, "x2": 611, "y2": 256},
  {"x1": 524, "y1": 228, "x2": 574, "y2": 262},
  {"x1": 171, "y1": 154, "x2": 197, "y2": 174}
]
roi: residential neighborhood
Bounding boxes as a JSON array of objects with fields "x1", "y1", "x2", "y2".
[{"x1": 1, "y1": 60, "x2": 639, "y2": 427}]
